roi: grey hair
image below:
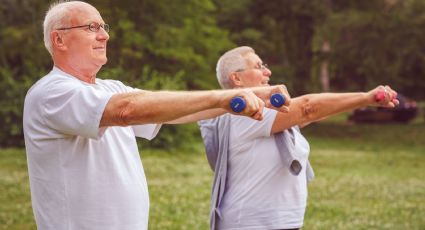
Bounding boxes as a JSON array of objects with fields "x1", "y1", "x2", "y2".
[
  {"x1": 43, "y1": 1, "x2": 91, "y2": 56},
  {"x1": 216, "y1": 46, "x2": 255, "y2": 89}
]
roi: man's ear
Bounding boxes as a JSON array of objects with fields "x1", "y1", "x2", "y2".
[
  {"x1": 229, "y1": 72, "x2": 243, "y2": 87},
  {"x1": 51, "y1": 31, "x2": 66, "y2": 51}
]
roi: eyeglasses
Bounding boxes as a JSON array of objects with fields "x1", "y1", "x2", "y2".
[
  {"x1": 235, "y1": 63, "x2": 269, "y2": 72},
  {"x1": 56, "y1": 22, "x2": 110, "y2": 33}
]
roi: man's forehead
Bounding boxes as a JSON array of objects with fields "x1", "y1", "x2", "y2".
[{"x1": 68, "y1": 4, "x2": 103, "y2": 24}]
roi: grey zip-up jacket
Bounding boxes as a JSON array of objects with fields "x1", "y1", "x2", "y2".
[{"x1": 198, "y1": 114, "x2": 314, "y2": 230}]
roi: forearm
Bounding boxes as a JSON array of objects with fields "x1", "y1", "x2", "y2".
[
  {"x1": 272, "y1": 86, "x2": 398, "y2": 133},
  {"x1": 101, "y1": 90, "x2": 223, "y2": 126},
  {"x1": 272, "y1": 92, "x2": 371, "y2": 133},
  {"x1": 166, "y1": 108, "x2": 226, "y2": 124},
  {"x1": 299, "y1": 92, "x2": 371, "y2": 121}
]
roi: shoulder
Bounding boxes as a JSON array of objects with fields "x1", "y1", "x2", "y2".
[
  {"x1": 96, "y1": 78, "x2": 139, "y2": 93},
  {"x1": 25, "y1": 69, "x2": 78, "y2": 100},
  {"x1": 231, "y1": 107, "x2": 277, "y2": 124},
  {"x1": 95, "y1": 78, "x2": 125, "y2": 86},
  {"x1": 198, "y1": 113, "x2": 231, "y2": 127}
]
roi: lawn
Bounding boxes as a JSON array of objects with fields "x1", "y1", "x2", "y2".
[{"x1": 1, "y1": 116, "x2": 424, "y2": 229}]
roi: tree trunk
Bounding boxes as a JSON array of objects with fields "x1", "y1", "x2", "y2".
[{"x1": 320, "y1": 39, "x2": 331, "y2": 92}]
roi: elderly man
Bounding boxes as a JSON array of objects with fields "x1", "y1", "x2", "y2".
[
  {"x1": 199, "y1": 46, "x2": 398, "y2": 230},
  {"x1": 23, "y1": 2, "x2": 290, "y2": 230}
]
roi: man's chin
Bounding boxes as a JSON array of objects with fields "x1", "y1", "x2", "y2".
[{"x1": 98, "y1": 57, "x2": 108, "y2": 66}]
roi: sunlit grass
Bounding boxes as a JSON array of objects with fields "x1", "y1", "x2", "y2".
[
  {"x1": 0, "y1": 148, "x2": 35, "y2": 230},
  {"x1": 143, "y1": 147, "x2": 212, "y2": 230},
  {"x1": 1, "y1": 120, "x2": 424, "y2": 229}
]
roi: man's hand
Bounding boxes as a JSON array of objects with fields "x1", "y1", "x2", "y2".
[
  {"x1": 251, "y1": 85, "x2": 291, "y2": 113},
  {"x1": 368, "y1": 85, "x2": 399, "y2": 108},
  {"x1": 218, "y1": 88, "x2": 266, "y2": 120},
  {"x1": 217, "y1": 85, "x2": 291, "y2": 121}
]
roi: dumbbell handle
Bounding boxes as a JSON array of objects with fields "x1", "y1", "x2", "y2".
[{"x1": 230, "y1": 93, "x2": 286, "y2": 113}]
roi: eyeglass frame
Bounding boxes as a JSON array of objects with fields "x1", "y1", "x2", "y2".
[
  {"x1": 235, "y1": 63, "x2": 269, "y2": 72},
  {"x1": 56, "y1": 22, "x2": 110, "y2": 33}
]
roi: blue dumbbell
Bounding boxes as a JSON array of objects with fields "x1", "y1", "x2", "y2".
[
  {"x1": 230, "y1": 93, "x2": 285, "y2": 113},
  {"x1": 230, "y1": 96, "x2": 246, "y2": 113},
  {"x1": 270, "y1": 93, "x2": 286, "y2": 108}
]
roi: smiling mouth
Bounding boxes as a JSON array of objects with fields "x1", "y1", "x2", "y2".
[{"x1": 262, "y1": 79, "x2": 270, "y2": 85}]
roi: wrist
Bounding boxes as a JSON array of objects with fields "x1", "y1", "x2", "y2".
[
  {"x1": 213, "y1": 90, "x2": 231, "y2": 110},
  {"x1": 363, "y1": 91, "x2": 375, "y2": 106}
]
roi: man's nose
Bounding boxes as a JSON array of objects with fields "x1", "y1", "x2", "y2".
[{"x1": 97, "y1": 28, "x2": 109, "y2": 41}]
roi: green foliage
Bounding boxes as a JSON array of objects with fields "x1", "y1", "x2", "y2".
[
  {"x1": 217, "y1": 0, "x2": 425, "y2": 99},
  {"x1": 0, "y1": 0, "x2": 52, "y2": 146},
  {"x1": 215, "y1": 0, "x2": 328, "y2": 95},
  {"x1": 317, "y1": 0, "x2": 425, "y2": 99},
  {"x1": 1, "y1": 0, "x2": 425, "y2": 148},
  {"x1": 93, "y1": 0, "x2": 233, "y2": 90},
  {"x1": 0, "y1": 0, "x2": 232, "y2": 148}
]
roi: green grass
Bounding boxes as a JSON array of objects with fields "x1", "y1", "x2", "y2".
[
  {"x1": 1, "y1": 118, "x2": 425, "y2": 229},
  {"x1": 0, "y1": 148, "x2": 34, "y2": 230}
]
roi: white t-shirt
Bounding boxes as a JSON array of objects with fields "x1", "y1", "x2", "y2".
[
  {"x1": 217, "y1": 108, "x2": 310, "y2": 230},
  {"x1": 23, "y1": 67, "x2": 161, "y2": 230}
]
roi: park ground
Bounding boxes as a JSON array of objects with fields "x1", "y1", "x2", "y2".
[{"x1": 1, "y1": 113, "x2": 424, "y2": 230}]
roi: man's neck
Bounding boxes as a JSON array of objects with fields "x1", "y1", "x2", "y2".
[{"x1": 54, "y1": 62, "x2": 99, "y2": 84}]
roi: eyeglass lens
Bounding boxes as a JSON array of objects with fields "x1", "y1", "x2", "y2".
[{"x1": 89, "y1": 22, "x2": 109, "y2": 32}]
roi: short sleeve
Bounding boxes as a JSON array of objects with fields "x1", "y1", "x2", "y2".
[
  {"x1": 132, "y1": 124, "x2": 162, "y2": 140},
  {"x1": 198, "y1": 117, "x2": 222, "y2": 170},
  {"x1": 230, "y1": 108, "x2": 278, "y2": 141},
  {"x1": 42, "y1": 81, "x2": 113, "y2": 139}
]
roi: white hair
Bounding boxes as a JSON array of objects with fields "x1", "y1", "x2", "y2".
[
  {"x1": 216, "y1": 46, "x2": 255, "y2": 89},
  {"x1": 43, "y1": 1, "x2": 92, "y2": 56}
]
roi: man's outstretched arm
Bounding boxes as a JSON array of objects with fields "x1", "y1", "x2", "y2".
[{"x1": 100, "y1": 85, "x2": 290, "y2": 127}]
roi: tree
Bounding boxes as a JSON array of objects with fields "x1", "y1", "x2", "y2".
[
  {"x1": 216, "y1": 0, "x2": 425, "y2": 100},
  {"x1": 321, "y1": 0, "x2": 425, "y2": 99},
  {"x1": 215, "y1": 0, "x2": 327, "y2": 95},
  {"x1": 0, "y1": 0, "x2": 52, "y2": 146},
  {"x1": 0, "y1": 0, "x2": 233, "y2": 148}
]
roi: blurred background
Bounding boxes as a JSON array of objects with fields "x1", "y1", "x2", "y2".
[{"x1": 0, "y1": 0, "x2": 424, "y2": 229}]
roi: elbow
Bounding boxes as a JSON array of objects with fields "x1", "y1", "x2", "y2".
[
  {"x1": 115, "y1": 95, "x2": 145, "y2": 126},
  {"x1": 118, "y1": 95, "x2": 158, "y2": 125},
  {"x1": 118, "y1": 98, "x2": 135, "y2": 126},
  {"x1": 300, "y1": 97, "x2": 319, "y2": 122},
  {"x1": 102, "y1": 93, "x2": 153, "y2": 127}
]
